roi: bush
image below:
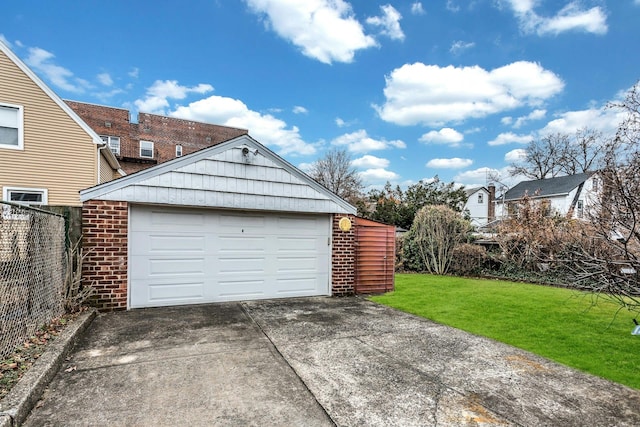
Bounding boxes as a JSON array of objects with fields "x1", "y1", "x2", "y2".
[
  {"x1": 409, "y1": 205, "x2": 471, "y2": 274},
  {"x1": 449, "y1": 243, "x2": 487, "y2": 276}
]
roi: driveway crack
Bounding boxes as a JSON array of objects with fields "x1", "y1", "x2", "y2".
[{"x1": 239, "y1": 303, "x2": 337, "y2": 427}]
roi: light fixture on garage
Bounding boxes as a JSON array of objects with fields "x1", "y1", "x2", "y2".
[{"x1": 241, "y1": 146, "x2": 259, "y2": 163}]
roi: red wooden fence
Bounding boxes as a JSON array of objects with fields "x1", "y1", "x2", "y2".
[{"x1": 354, "y1": 217, "x2": 395, "y2": 294}]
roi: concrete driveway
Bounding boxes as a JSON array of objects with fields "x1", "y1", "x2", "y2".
[{"x1": 25, "y1": 297, "x2": 640, "y2": 426}]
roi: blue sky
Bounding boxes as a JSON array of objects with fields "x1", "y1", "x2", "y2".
[{"x1": 2, "y1": 0, "x2": 639, "y2": 189}]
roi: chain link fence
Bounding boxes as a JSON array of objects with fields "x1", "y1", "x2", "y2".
[{"x1": 0, "y1": 201, "x2": 66, "y2": 359}]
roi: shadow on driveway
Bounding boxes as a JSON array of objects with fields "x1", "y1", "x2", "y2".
[{"x1": 26, "y1": 297, "x2": 640, "y2": 426}]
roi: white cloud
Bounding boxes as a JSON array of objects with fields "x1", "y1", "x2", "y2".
[
  {"x1": 97, "y1": 73, "x2": 113, "y2": 86},
  {"x1": 376, "y1": 61, "x2": 564, "y2": 126},
  {"x1": 501, "y1": 116, "x2": 513, "y2": 125},
  {"x1": 419, "y1": 127, "x2": 464, "y2": 146},
  {"x1": 426, "y1": 158, "x2": 473, "y2": 169},
  {"x1": 293, "y1": 105, "x2": 308, "y2": 114},
  {"x1": 446, "y1": 0, "x2": 460, "y2": 12},
  {"x1": 504, "y1": 148, "x2": 527, "y2": 162},
  {"x1": 170, "y1": 93, "x2": 316, "y2": 156},
  {"x1": 128, "y1": 67, "x2": 139, "y2": 78},
  {"x1": 541, "y1": 107, "x2": 625, "y2": 136},
  {"x1": 331, "y1": 129, "x2": 406, "y2": 153},
  {"x1": 297, "y1": 162, "x2": 313, "y2": 172},
  {"x1": 453, "y1": 167, "x2": 501, "y2": 187},
  {"x1": 513, "y1": 108, "x2": 546, "y2": 128},
  {"x1": 24, "y1": 47, "x2": 93, "y2": 93},
  {"x1": 450, "y1": 40, "x2": 475, "y2": 54},
  {"x1": 411, "y1": 2, "x2": 425, "y2": 15},
  {"x1": 245, "y1": 0, "x2": 377, "y2": 64},
  {"x1": 0, "y1": 34, "x2": 12, "y2": 48},
  {"x1": 352, "y1": 154, "x2": 390, "y2": 169},
  {"x1": 134, "y1": 80, "x2": 213, "y2": 114},
  {"x1": 366, "y1": 4, "x2": 405, "y2": 41},
  {"x1": 503, "y1": 0, "x2": 608, "y2": 36},
  {"x1": 359, "y1": 168, "x2": 399, "y2": 182},
  {"x1": 335, "y1": 118, "x2": 346, "y2": 127},
  {"x1": 488, "y1": 132, "x2": 532, "y2": 146}
]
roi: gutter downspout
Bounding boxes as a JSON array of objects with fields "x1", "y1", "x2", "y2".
[{"x1": 97, "y1": 143, "x2": 107, "y2": 184}]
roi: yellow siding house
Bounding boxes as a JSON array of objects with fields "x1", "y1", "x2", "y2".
[{"x1": 0, "y1": 40, "x2": 124, "y2": 207}]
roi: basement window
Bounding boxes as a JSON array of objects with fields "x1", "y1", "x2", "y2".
[
  {"x1": 140, "y1": 140, "x2": 154, "y2": 158},
  {"x1": 3, "y1": 187, "x2": 48, "y2": 206}
]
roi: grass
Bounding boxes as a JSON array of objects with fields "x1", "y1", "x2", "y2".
[{"x1": 370, "y1": 274, "x2": 640, "y2": 390}]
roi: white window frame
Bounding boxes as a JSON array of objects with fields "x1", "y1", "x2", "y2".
[
  {"x1": 176, "y1": 144, "x2": 183, "y2": 157},
  {"x1": 0, "y1": 103, "x2": 24, "y2": 150},
  {"x1": 140, "y1": 140, "x2": 154, "y2": 158},
  {"x1": 477, "y1": 193, "x2": 484, "y2": 204},
  {"x1": 101, "y1": 135, "x2": 121, "y2": 155},
  {"x1": 577, "y1": 200, "x2": 584, "y2": 219},
  {"x1": 3, "y1": 186, "x2": 48, "y2": 206}
]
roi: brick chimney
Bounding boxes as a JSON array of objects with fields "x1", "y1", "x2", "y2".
[{"x1": 488, "y1": 184, "x2": 496, "y2": 222}]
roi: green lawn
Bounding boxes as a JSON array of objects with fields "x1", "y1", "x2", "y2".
[{"x1": 370, "y1": 274, "x2": 640, "y2": 389}]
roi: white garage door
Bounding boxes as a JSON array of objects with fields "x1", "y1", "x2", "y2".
[{"x1": 129, "y1": 205, "x2": 331, "y2": 308}]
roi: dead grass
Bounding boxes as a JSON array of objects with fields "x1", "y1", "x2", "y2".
[{"x1": 0, "y1": 310, "x2": 82, "y2": 400}]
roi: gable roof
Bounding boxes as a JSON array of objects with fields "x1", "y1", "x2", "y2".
[
  {"x1": 80, "y1": 135, "x2": 357, "y2": 214},
  {"x1": 464, "y1": 186, "x2": 487, "y2": 197},
  {"x1": 0, "y1": 40, "x2": 123, "y2": 174},
  {"x1": 503, "y1": 172, "x2": 594, "y2": 202}
]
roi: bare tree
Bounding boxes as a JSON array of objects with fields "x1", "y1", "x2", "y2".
[
  {"x1": 562, "y1": 81, "x2": 640, "y2": 314},
  {"x1": 560, "y1": 128, "x2": 606, "y2": 175},
  {"x1": 509, "y1": 129, "x2": 605, "y2": 179},
  {"x1": 307, "y1": 148, "x2": 363, "y2": 205},
  {"x1": 509, "y1": 133, "x2": 568, "y2": 179}
]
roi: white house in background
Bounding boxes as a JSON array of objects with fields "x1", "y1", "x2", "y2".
[
  {"x1": 464, "y1": 185, "x2": 496, "y2": 227},
  {"x1": 495, "y1": 172, "x2": 599, "y2": 219}
]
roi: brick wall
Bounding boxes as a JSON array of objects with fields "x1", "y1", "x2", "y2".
[
  {"x1": 331, "y1": 214, "x2": 356, "y2": 296},
  {"x1": 66, "y1": 100, "x2": 247, "y2": 174},
  {"x1": 82, "y1": 200, "x2": 128, "y2": 311}
]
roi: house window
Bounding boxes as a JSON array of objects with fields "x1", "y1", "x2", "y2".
[
  {"x1": 3, "y1": 187, "x2": 48, "y2": 206},
  {"x1": 478, "y1": 193, "x2": 484, "y2": 204},
  {"x1": 592, "y1": 178, "x2": 599, "y2": 192},
  {"x1": 101, "y1": 135, "x2": 120, "y2": 155},
  {"x1": 176, "y1": 145, "x2": 183, "y2": 157},
  {"x1": 577, "y1": 200, "x2": 584, "y2": 218},
  {"x1": 140, "y1": 140, "x2": 154, "y2": 158},
  {"x1": 0, "y1": 104, "x2": 23, "y2": 150}
]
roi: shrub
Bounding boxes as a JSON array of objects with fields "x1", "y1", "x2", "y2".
[{"x1": 449, "y1": 243, "x2": 487, "y2": 276}]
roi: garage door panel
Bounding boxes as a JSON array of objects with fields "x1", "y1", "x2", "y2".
[
  {"x1": 218, "y1": 257, "x2": 266, "y2": 274},
  {"x1": 147, "y1": 282, "x2": 205, "y2": 304},
  {"x1": 148, "y1": 258, "x2": 206, "y2": 276},
  {"x1": 217, "y1": 279, "x2": 266, "y2": 299},
  {"x1": 275, "y1": 277, "x2": 325, "y2": 295},
  {"x1": 217, "y1": 236, "x2": 266, "y2": 252},
  {"x1": 130, "y1": 205, "x2": 331, "y2": 308}
]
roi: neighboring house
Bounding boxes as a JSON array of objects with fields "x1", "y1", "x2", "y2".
[
  {"x1": 65, "y1": 100, "x2": 248, "y2": 174},
  {"x1": 463, "y1": 185, "x2": 496, "y2": 227},
  {"x1": 81, "y1": 135, "x2": 359, "y2": 311},
  {"x1": 0, "y1": 40, "x2": 123, "y2": 207},
  {"x1": 495, "y1": 172, "x2": 599, "y2": 219}
]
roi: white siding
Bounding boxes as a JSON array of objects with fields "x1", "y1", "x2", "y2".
[
  {"x1": 86, "y1": 142, "x2": 353, "y2": 214},
  {"x1": 464, "y1": 188, "x2": 490, "y2": 227}
]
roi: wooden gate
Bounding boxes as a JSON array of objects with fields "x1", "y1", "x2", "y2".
[{"x1": 354, "y1": 217, "x2": 395, "y2": 294}]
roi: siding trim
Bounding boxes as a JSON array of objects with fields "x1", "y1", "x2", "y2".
[{"x1": 80, "y1": 135, "x2": 357, "y2": 214}]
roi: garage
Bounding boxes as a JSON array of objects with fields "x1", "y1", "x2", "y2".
[
  {"x1": 129, "y1": 205, "x2": 330, "y2": 308},
  {"x1": 80, "y1": 135, "x2": 357, "y2": 311}
]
